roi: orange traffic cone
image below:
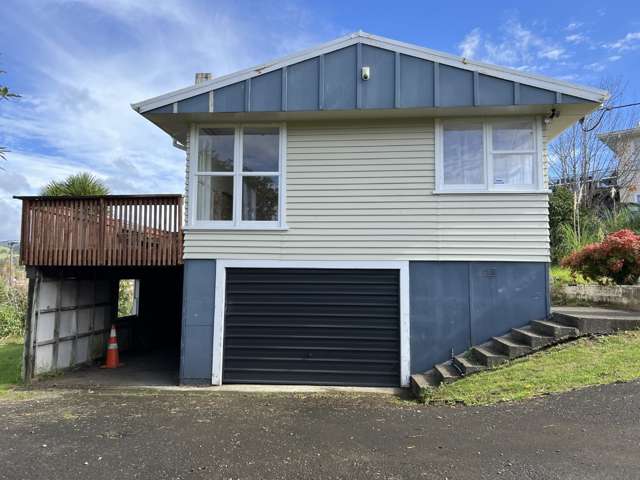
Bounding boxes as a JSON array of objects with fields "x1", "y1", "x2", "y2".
[{"x1": 101, "y1": 325, "x2": 123, "y2": 368}]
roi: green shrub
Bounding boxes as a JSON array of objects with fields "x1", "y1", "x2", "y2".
[
  {"x1": 561, "y1": 229, "x2": 640, "y2": 285},
  {"x1": 0, "y1": 278, "x2": 26, "y2": 338},
  {"x1": 553, "y1": 205, "x2": 640, "y2": 262},
  {"x1": 550, "y1": 265, "x2": 590, "y2": 287},
  {"x1": 549, "y1": 188, "x2": 575, "y2": 263}
]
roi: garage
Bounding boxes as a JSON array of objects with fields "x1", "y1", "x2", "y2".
[{"x1": 221, "y1": 268, "x2": 401, "y2": 387}]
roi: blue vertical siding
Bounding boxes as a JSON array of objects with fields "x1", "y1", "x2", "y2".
[
  {"x1": 250, "y1": 70, "x2": 282, "y2": 111},
  {"x1": 361, "y1": 45, "x2": 395, "y2": 109},
  {"x1": 323, "y1": 45, "x2": 357, "y2": 110},
  {"x1": 477, "y1": 74, "x2": 514, "y2": 106},
  {"x1": 146, "y1": 41, "x2": 595, "y2": 115},
  {"x1": 286, "y1": 57, "x2": 320, "y2": 111},
  {"x1": 177, "y1": 92, "x2": 209, "y2": 113},
  {"x1": 213, "y1": 83, "x2": 246, "y2": 112},
  {"x1": 409, "y1": 261, "x2": 549, "y2": 374},
  {"x1": 398, "y1": 54, "x2": 434, "y2": 107},
  {"x1": 180, "y1": 259, "x2": 216, "y2": 384},
  {"x1": 439, "y1": 65, "x2": 474, "y2": 107}
]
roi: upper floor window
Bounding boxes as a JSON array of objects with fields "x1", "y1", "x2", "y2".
[
  {"x1": 436, "y1": 118, "x2": 541, "y2": 192},
  {"x1": 192, "y1": 125, "x2": 286, "y2": 228}
]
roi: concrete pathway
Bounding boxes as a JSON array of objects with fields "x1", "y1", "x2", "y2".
[{"x1": 2, "y1": 380, "x2": 640, "y2": 479}]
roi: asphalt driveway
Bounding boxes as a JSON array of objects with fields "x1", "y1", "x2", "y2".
[{"x1": 1, "y1": 381, "x2": 639, "y2": 480}]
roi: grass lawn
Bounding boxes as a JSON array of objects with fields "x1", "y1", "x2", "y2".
[
  {"x1": 422, "y1": 330, "x2": 640, "y2": 406},
  {"x1": 0, "y1": 337, "x2": 23, "y2": 394}
]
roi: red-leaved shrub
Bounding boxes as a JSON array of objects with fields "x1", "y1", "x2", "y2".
[{"x1": 561, "y1": 229, "x2": 640, "y2": 285}]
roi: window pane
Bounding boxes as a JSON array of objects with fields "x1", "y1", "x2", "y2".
[
  {"x1": 493, "y1": 153, "x2": 534, "y2": 185},
  {"x1": 443, "y1": 123, "x2": 484, "y2": 185},
  {"x1": 198, "y1": 128, "x2": 234, "y2": 172},
  {"x1": 242, "y1": 176, "x2": 279, "y2": 221},
  {"x1": 243, "y1": 128, "x2": 279, "y2": 172},
  {"x1": 492, "y1": 122, "x2": 534, "y2": 151},
  {"x1": 196, "y1": 176, "x2": 233, "y2": 221}
]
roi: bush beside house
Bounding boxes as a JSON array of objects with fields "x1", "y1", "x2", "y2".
[{"x1": 561, "y1": 229, "x2": 640, "y2": 285}]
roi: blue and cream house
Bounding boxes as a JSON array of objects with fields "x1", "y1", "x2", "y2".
[
  {"x1": 128, "y1": 31, "x2": 607, "y2": 387},
  {"x1": 20, "y1": 31, "x2": 606, "y2": 388}
]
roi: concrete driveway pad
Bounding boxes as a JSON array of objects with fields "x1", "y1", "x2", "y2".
[{"x1": 1, "y1": 381, "x2": 640, "y2": 479}]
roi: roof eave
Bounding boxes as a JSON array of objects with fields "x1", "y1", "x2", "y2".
[{"x1": 131, "y1": 31, "x2": 607, "y2": 114}]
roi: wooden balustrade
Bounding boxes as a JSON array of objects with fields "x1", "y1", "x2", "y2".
[{"x1": 16, "y1": 195, "x2": 183, "y2": 266}]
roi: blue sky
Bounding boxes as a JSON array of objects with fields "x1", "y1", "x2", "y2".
[{"x1": 1, "y1": 0, "x2": 640, "y2": 240}]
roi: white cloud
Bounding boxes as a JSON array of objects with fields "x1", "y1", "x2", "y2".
[
  {"x1": 565, "y1": 33, "x2": 587, "y2": 44},
  {"x1": 460, "y1": 18, "x2": 568, "y2": 70},
  {"x1": 605, "y1": 32, "x2": 640, "y2": 51},
  {"x1": 0, "y1": 0, "x2": 337, "y2": 239},
  {"x1": 458, "y1": 28, "x2": 481, "y2": 59},
  {"x1": 608, "y1": 55, "x2": 622, "y2": 62},
  {"x1": 585, "y1": 62, "x2": 605, "y2": 72},
  {"x1": 565, "y1": 22, "x2": 583, "y2": 31},
  {"x1": 539, "y1": 48, "x2": 566, "y2": 60}
]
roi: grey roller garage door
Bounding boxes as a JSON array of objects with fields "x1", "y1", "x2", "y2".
[{"x1": 223, "y1": 268, "x2": 400, "y2": 386}]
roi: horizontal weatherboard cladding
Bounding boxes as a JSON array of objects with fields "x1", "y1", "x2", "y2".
[
  {"x1": 151, "y1": 43, "x2": 597, "y2": 114},
  {"x1": 184, "y1": 120, "x2": 551, "y2": 262},
  {"x1": 222, "y1": 268, "x2": 401, "y2": 386}
]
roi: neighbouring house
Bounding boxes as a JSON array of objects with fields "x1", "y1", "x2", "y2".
[
  {"x1": 599, "y1": 125, "x2": 640, "y2": 204},
  {"x1": 16, "y1": 32, "x2": 606, "y2": 388}
]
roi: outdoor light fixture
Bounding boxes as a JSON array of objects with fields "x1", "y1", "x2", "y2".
[
  {"x1": 544, "y1": 108, "x2": 559, "y2": 125},
  {"x1": 361, "y1": 66, "x2": 370, "y2": 80}
]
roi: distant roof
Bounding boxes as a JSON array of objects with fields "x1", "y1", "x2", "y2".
[
  {"x1": 599, "y1": 125, "x2": 640, "y2": 142},
  {"x1": 132, "y1": 31, "x2": 607, "y2": 115}
]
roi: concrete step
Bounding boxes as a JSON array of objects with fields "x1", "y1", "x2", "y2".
[
  {"x1": 410, "y1": 371, "x2": 439, "y2": 397},
  {"x1": 552, "y1": 308, "x2": 640, "y2": 335},
  {"x1": 551, "y1": 311, "x2": 580, "y2": 328},
  {"x1": 452, "y1": 354, "x2": 487, "y2": 375},
  {"x1": 531, "y1": 319, "x2": 579, "y2": 338},
  {"x1": 492, "y1": 334, "x2": 532, "y2": 359},
  {"x1": 434, "y1": 361, "x2": 461, "y2": 384},
  {"x1": 511, "y1": 325, "x2": 557, "y2": 348},
  {"x1": 470, "y1": 343, "x2": 508, "y2": 368}
]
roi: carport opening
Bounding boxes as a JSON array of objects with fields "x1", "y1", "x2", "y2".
[
  {"x1": 26, "y1": 267, "x2": 183, "y2": 387},
  {"x1": 108, "y1": 272, "x2": 183, "y2": 386}
]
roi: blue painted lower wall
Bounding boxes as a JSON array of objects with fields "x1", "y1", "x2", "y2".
[
  {"x1": 179, "y1": 259, "x2": 216, "y2": 384},
  {"x1": 409, "y1": 261, "x2": 549, "y2": 374},
  {"x1": 179, "y1": 259, "x2": 550, "y2": 384}
]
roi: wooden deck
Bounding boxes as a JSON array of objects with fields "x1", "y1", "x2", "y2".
[{"x1": 16, "y1": 195, "x2": 183, "y2": 267}]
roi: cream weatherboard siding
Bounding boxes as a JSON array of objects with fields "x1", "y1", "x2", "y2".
[{"x1": 183, "y1": 119, "x2": 550, "y2": 262}]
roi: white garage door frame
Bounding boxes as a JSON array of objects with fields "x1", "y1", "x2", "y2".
[{"x1": 212, "y1": 260, "x2": 411, "y2": 387}]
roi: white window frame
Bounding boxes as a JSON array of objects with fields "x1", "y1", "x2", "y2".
[
  {"x1": 434, "y1": 117, "x2": 546, "y2": 194},
  {"x1": 188, "y1": 123, "x2": 287, "y2": 230}
]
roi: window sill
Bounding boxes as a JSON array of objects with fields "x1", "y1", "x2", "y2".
[
  {"x1": 432, "y1": 189, "x2": 551, "y2": 195},
  {"x1": 185, "y1": 225, "x2": 289, "y2": 231}
]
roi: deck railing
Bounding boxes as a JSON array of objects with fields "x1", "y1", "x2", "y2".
[{"x1": 16, "y1": 195, "x2": 183, "y2": 266}]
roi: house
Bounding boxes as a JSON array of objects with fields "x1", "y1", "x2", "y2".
[
  {"x1": 17, "y1": 32, "x2": 606, "y2": 388},
  {"x1": 599, "y1": 125, "x2": 640, "y2": 204}
]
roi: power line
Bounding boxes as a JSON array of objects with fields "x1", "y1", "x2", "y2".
[{"x1": 581, "y1": 101, "x2": 640, "y2": 133}]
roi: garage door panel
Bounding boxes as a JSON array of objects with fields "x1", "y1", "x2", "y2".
[
  {"x1": 223, "y1": 369, "x2": 399, "y2": 387},
  {"x1": 225, "y1": 335, "x2": 398, "y2": 350},
  {"x1": 225, "y1": 357, "x2": 399, "y2": 372},
  {"x1": 224, "y1": 346, "x2": 399, "y2": 361},
  {"x1": 226, "y1": 293, "x2": 398, "y2": 305},
  {"x1": 227, "y1": 268, "x2": 399, "y2": 284},
  {"x1": 224, "y1": 315, "x2": 399, "y2": 327},
  {"x1": 223, "y1": 268, "x2": 400, "y2": 386},
  {"x1": 225, "y1": 325, "x2": 398, "y2": 338},
  {"x1": 226, "y1": 305, "x2": 398, "y2": 317}
]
